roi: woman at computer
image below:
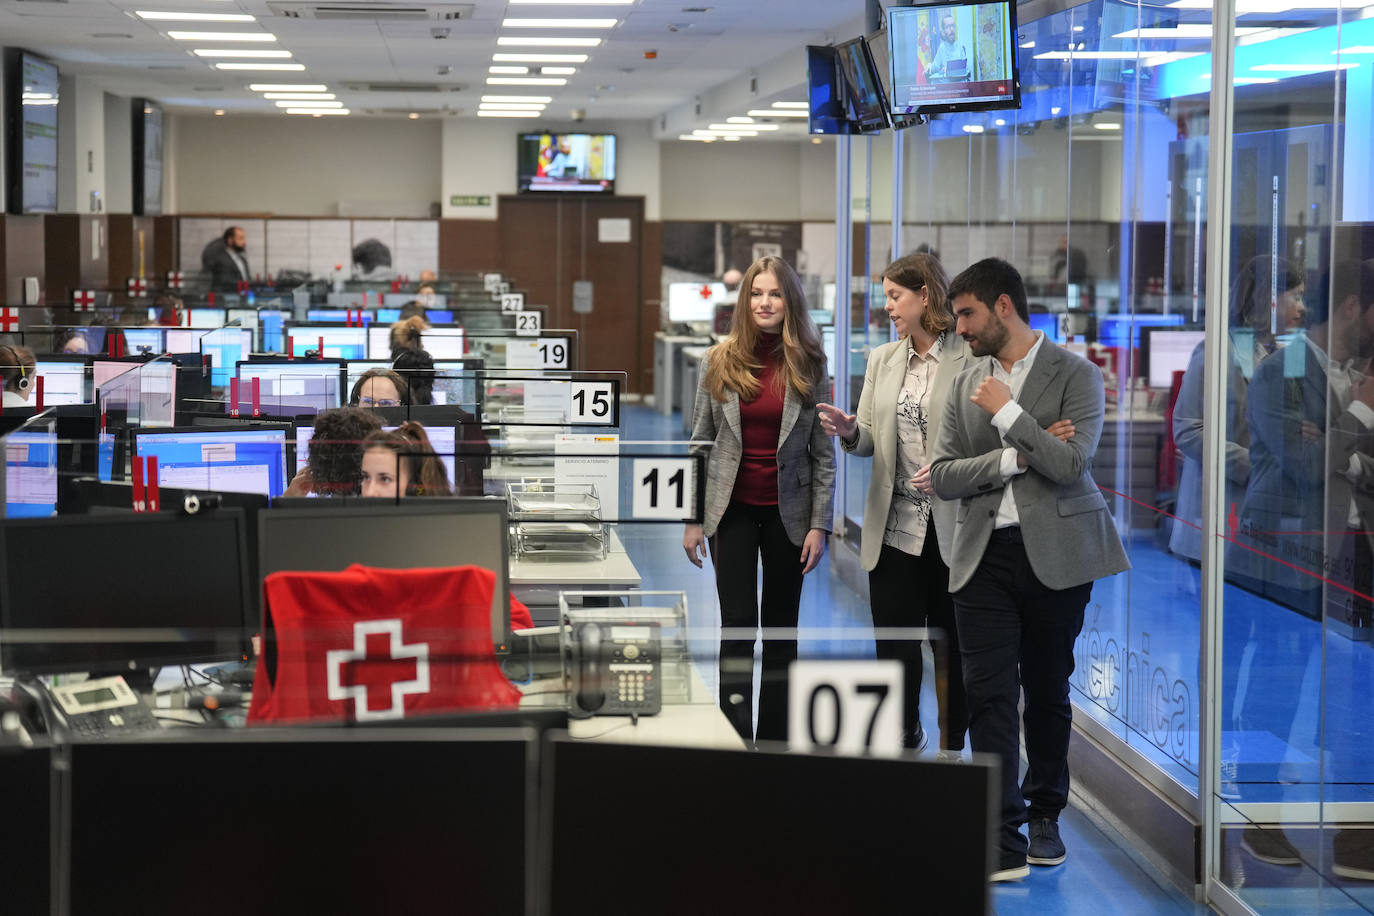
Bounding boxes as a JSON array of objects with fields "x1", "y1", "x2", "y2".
[
  {"x1": 682, "y1": 255, "x2": 835, "y2": 745},
  {"x1": 283, "y1": 407, "x2": 383, "y2": 497},
  {"x1": 349, "y1": 368, "x2": 409, "y2": 408},
  {"x1": 392, "y1": 348, "x2": 437, "y2": 406},
  {"x1": 359, "y1": 421, "x2": 452, "y2": 498},
  {"x1": 1, "y1": 345, "x2": 36, "y2": 408}
]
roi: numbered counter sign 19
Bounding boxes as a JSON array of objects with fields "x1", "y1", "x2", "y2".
[
  {"x1": 501, "y1": 292, "x2": 525, "y2": 313},
  {"x1": 788, "y1": 660, "x2": 904, "y2": 757},
  {"x1": 630, "y1": 458, "x2": 694, "y2": 520},
  {"x1": 537, "y1": 338, "x2": 568, "y2": 368}
]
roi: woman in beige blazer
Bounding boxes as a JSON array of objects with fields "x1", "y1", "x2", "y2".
[{"x1": 684, "y1": 256, "x2": 835, "y2": 744}]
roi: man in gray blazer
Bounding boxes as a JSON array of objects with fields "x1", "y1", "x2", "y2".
[{"x1": 930, "y1": 258, "x2": 1129, "y2": 882}]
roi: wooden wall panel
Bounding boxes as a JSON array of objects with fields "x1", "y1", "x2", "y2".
[
  {"x1": 154, "y1": 215, "x2": 179, "y2": 279},
  {"x1": 1, "y1": 215, "x2": 46, "y2": 314},
  {"x1": 439, "y1": 219, "x2": 500, "y2": 273},
  {"x1": 640, "y1": 220, "x2": 662, "y2": 395}
]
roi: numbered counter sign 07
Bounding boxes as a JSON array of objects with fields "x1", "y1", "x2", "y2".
[
  {"x1": 788, "y1": 660, "x2": 904, "y2": 757},
  {"x1": 501, "y1": 292, "x2": 525, "y2": 313},
  {"x1": 569, "y1": 381, "x2": 615, "y2": 424},
  {"x1": 630, "y1": 458, "x2": 695, "y2": 520},
  {"x1": 514, "y1": 311, "x2": 541, "y2": 336}
]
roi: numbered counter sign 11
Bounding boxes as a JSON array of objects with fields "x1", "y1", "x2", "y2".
[
  {"x1": 569, "y1": 381, "x2": 615, "y2": 424},
  {"x1": 630, "y1": 458, "x2": 694, "y2": 520},
  {"x1": 514, "y1": 311, "x2": 541, "y2": 335},
  {"x1": 501, "y1": 292, "x2": 525, "y2": 313},
  {"x1": 788, "y1": 660, "x2": 904, "y2": 757}
]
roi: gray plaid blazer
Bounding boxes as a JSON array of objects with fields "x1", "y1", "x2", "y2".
[{"x1": 690, "y1": 347, "x2": 836, "y2": 545}]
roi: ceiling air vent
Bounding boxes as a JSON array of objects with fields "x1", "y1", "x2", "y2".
[
  {"x1": 343, "y1": 82, "x2": 462, "y2": 93},
  {"x1": 268, "y1": 2, "x2": 473, "y2": 20}
]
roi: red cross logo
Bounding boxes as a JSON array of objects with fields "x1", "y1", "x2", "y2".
[
  {"x1": 0, "y1": 308, "x2": 20, "y2": 333},
  {"x1": 699, "y1": 284, "x2": 713, "y2": 299},
  {"x1": 127, "y1": 277, "x2": 148, "y2": 298},
  {"x1": 325, "y1": 619, "x2": 430, "y2": 721},
  {"x1": 73, "y1": 290, "x2": 96, "y2": 311},
  {"x1": 166, "y1": 271, "x2": 184, "y2": 290}
]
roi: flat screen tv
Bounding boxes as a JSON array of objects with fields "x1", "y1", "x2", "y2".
[
  {"x1": 517, "y1": 132, "x2": 615, "y2": 194},
  {"x1": 806, "y1": 45, "x2": 855, "y2": 136},
  {"x1": 866, "y1": 30, "x2": 924, "y2": 131},
  {"x1": 887, "y1": 0, "x2": 1021, "y2": 117},
  {"x1": 835, "y1": 36, "x2": 890, "y2": 133},
  {"x1": 7, "y1": 51, "x2": 59, "y2": 214},
  {"x1": 132, "y1": 98, "x2": 163, "y2": 216}
]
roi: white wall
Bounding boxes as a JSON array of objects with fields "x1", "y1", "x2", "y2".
[
  {"x1": 440, "y1": 117, "x2": 662, "y2": 221},
  {"x1": 57, "y1": 75, "x2": 106, "y2": 213},
  {"x1": 103, "y1": 92, "x2": 131, "y2": 214},
  {"x1": 659, "y1": 140, "x2": 808, "y2": 221},
  {"x1": 170, "y1": 113, "x2": 442, "y2": 216}
]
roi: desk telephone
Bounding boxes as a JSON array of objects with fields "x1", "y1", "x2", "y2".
[
  {"x1": 6, "y1": 676, "x2": 160, "y2": 739},
  {"x1": 569, "y1": 622, "x2": 662, "y2": 717}
]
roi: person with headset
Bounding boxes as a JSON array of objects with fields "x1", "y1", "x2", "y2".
[{"x1": 1, "y1": 345, "x2": 36, "y2": 407}]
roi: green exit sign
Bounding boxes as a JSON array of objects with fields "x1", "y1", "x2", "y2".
[{"x1": 450, "y1": 195, "x2": 492, "y2": 207}]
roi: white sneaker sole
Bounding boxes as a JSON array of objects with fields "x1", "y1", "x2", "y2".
[
  {"x1": 990, "y1": 864, "x2": 1029, "y2": 882},
  {"x1": 1332, "y1": 863, "x2": 1374, "y2": 881},
  {"x1": 1027, "y1": 852, "x2": 1066, "y2": 866}
]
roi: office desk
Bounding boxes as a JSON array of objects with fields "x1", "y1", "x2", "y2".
[
  {"x1": 653, "y1": 333, "x2": 711, "y2": 416},
  {"x1": 679, "y1": 345, "x2": 708, "y2": 434},
  {"x1": 509, "y1": 528, "x2": 642, "y2": 625}
]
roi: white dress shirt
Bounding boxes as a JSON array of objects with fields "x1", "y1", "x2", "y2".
[
  {"x1": 987, "y1": 330, "x2": 1047, "y2": 529},
  {"x1": 884, "y1": 333, "x2": 947, "y2": 554}
]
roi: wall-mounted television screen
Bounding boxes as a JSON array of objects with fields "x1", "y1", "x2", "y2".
[
  {"x1": 517, "y1": 133, "x2": 616, "y2": 194},
  {"x1": 866, "y1": 31, "x2": 924, "y2": 131},
  {"x1": 132, "y1": 99, "x2": 163, "y2": 216},
  {"x1": 7, "y1": 51, "x2": 59, "y2": 214},
  {"x1": 887, "y1": 0, "x2": 1021, "y2": 116},
  {"x1": 806, "y1": 45, "x2": 855, "y2": 136},
  {"x1": 835, "y1": 36, "x2": 890, "y2": 133}
]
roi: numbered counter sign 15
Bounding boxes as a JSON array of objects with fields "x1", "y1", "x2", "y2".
[
  {"x1": 569, "y1": 381, "x2": 615, "y2": 424},
  {"x1": 788, "y1": 660, "x2": 904, "y2": 757},
  {"x1": 630, "y1": 458, "x2": 695, "y2": 520}
]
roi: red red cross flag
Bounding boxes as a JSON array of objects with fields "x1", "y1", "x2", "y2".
[
  {"x1": 73, "y1": 290, "x2": 96, "y2": 311},
  {"x1": 127, "y1": 277, "x2": 149, "y2": 298},
  {"x1": 166, "y1": 270, "x2": 184, "y2": 290},
  {"x1": 247, "y1": 564, "x2": 521, "y2": 724},
  {"x1": 0, "y1": 307, "x2": 20, "y2": 333},
  {"x1": 699, "y1": 284, "x2": 713, "y2": 299}
]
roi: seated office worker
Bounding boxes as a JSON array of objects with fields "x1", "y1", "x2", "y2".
[
  {"x1": 360, "y1": 423, "x2": 452, "y2": 498},
  {"x1": 350, "y1": 368, "x2": 409, "y2": 408},
  {"x1": 285, "y1": 407, "x2": 384, "y2": 497},
  {"x1": 817, "y1": 253, "x2": 974, "y2": 753},
  {"x1": 1, "y1": 346, "x2": 36, "y2": 407},
  {"x1": 930, "y1": 258, "x2": 1129, "y2": 882},
  {"x1": 683, "y1": 255, "x2": 836, "y2": 745}
]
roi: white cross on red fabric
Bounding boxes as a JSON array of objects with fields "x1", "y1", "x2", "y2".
[
  {"x1": 0, "y1": 308, "x2": 20, "y2": 333},
  {"x1": 325, "y1": 619, "x2": 430, "y2": 721},
  {"x1": 127, "y1": 277, "x2": 148, "y2": 298},
  {"x1": 73, "y1": 290, "x2": 96, "y2": 311},
  {"x1": 166, "y1": 271, "x2": 184, "y2": 290}
]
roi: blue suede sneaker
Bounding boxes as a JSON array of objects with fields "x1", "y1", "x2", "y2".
[
  {"x1": 991, "y1": 850, "x2": 1029, "y2": 882},
  {"x1": 1027, "y1": 818, "x2": 1066, "y2": 866}
]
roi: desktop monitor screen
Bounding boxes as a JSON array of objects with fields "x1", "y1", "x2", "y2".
[
  {"x1": 285, "y1": 325, "x2": 368, "y2": 361},
  {"x1": 835, "y1": 35, "x2": 890, "y2": 133},
  {"x1": 122, "y1": 328, "x2": 164, "y2": 356},
  {"x1": 367, "y1": 326, "x2": 465, "y2": 360},
  {"x1": 295, "y1": 422, "x2": 458, "y2": 487},
  {"x1": 34, "y1": 359, "x2": 88, "y2": 406},
  {"x1": 259, "y1": 501, "x2": 512, "y2": 655},
  {"x1": 517, "y1": 132, "x2": 616, "y2": 194},
  {"x1": 91, "y1": 359, "x2": 139, "y2": 391},
  {"x1": 189, "y1": 308, "x2": 226, "y2": 327},
  {"x1": 0, "y1": 510, "x2": 250, "y2": 674},
  {"x1": 887, "y1": 0, "x2": 1020, "y2": 116},
  {"x1": 1095, "y1": 312, "x2": 1185, "y2": 349},
  {"x1": 1146, "y1": 329, "x2": 1205, "y2": 389},
  {"x1": 807, "y1": 45, "x2": 857, "y2": 135},
  {"x1": 668, "y1": 282, "x2": 727, "y2": 323},
  {"x1": 3, "y1": 414, "x2": 57, "y2": 518},
  {"x1": 234, "y1": 359, "x2": 345, "y2": 416},
  {"x1": 68, "y1": 735, "x2": 531, "y2": 915},
  {"x1": 347, "y1": 360, "x2": 482, "y2": 408},
  {"x1": 1027, "y1": 312, "x2": 1067, "y2": 344},
  {"x1": 382, "y1": 293, "x2": 449, "y2": 309},
  {"x1": 307, "y1": 309, "x2": 368, "y2": 323},
  {"x1": 200, "y1": 328, "x2": 254, "y2": 387},
  {"x1": 132, "y1": 425, "x2": 291, "y2": 499}
]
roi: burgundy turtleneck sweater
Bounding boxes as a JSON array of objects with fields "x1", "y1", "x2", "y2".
[{"x1": 733, "y1": 334, "x2": 785, "y2": 506}]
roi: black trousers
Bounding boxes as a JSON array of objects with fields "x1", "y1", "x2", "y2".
[
  {"x1": 868, "y1": 527, "x2": 968, "y2": 750},
  {"x1": 953, "y1": 527, "x2": 1092, "y2": 858},
  {"x1": 709, "y1": 501, "x2": 803, "y2": 743}
]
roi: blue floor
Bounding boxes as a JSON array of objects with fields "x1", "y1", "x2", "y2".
[{"x1": 618, "y1": 404, "x2": 1207, "y2": 914}]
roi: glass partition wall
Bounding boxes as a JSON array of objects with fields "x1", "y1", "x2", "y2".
[{"x1": 851, "y1": 0, "x2": 1374, "y2": 907}]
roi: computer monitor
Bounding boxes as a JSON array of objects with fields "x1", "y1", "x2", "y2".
[
  {"x1": 283, "y1": 325, "x2": 368, "y2": 361},
  {"x1": 66, "y1": 733, "x2": 531, "y2": 915},
  {"x1": 668, "y1": 282, "x2": 727, "y2": 323},
  {"x1": 2, "y1": 413, "x2": 57, "y2": 518},
  {"x1": 367, "y1": 326, "x2": 465, "y2": 360},
  {"x1": 121, "y1": 328, "x2": 164, "y2": 356},
  {"x1": 382, "y1": 292, "x2": 449, "y2": 309},
  {"x1": 295, "y1": 420, "x2": 458, "y2": 486},
  {"x1": 835, "y1": 34, "x2": 890, "y2": 133},
  {"x1": 258, "y1": 501, "x2": 512, "y2": 655},
  {"x1": 132, "y1": 425, "x2": 291, "y2": 499},
  {"x1": 887, "y1": 0, "x2": 1021, "y2": 116},
  {"x1": 198, "y1": 328, "x2": 254, "y2": 388},
  {"x1": 307, "y1": 309, "x2": 371, "y2": 323},
  {"x1": 234, "y1": 359, "x2": 346, "y2": 416},
  {"x1": 1095, "y1": 313, "x2": 1185, "y2": 349},
  {"x1": 189, "y1": 307, "x2": 226, "y2": 327},
  {"x1": 541, "y1": 738, "x2": 995, "y2": 913},
  {"x1": 91, "y1": 359, "x2": 139, "y2": 390},
  {"x1": 1145, "y1": 329, "x2": 1205, "y2": 389},
  {"x1": 163, "y1": 328, "x2": 199, "y2": 354},
  {"x1": 1027, "y1": 312, "x2": 1066, "y2": 344},
  {"x1": 34, "y1": 358, "x2": 89, "y2": 406},
  {"x1": 0, "y1": 510, "x2": 251, "y2": 674}
]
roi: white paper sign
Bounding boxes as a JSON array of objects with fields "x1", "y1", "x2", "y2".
[
  {"x1": 598, "y1": 217, "x2": 631, "y2": 243},
  {"x1": 523, "y1": 380, "x2": 569, "y2": 421},
  {"x1": 555, "y1": 434, "x2": 621, "y2": 521},
  {"x1": 505, "y1": 338, "x2": 542, "y2": 371},
  {"x1": 501, "y1": 292, "x2": 525, "y2": 313},
  {"x1": 788, "y1": 660, "x2": 904, "y2": 757},
  {"x1": 514, "y1": 311, "x2": 541, "y2": 336},
  {"x1": 569, "y1": 381, "x2": 614, "y2": 424},
  {"x1": 630, "y1": 458, "x2": 693, "y2": 520}
]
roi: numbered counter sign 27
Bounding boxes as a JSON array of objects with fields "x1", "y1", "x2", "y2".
[
  {"x1": 630, "y1": 458, "x2": 695, "y2": 520},
  {"x1": 788, "y1": 660, "x2": 904, "y2": 757}
]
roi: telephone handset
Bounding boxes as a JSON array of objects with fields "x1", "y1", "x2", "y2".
[{"x1": 569, "y1": 621, "x2": 662, "y2": 717}]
